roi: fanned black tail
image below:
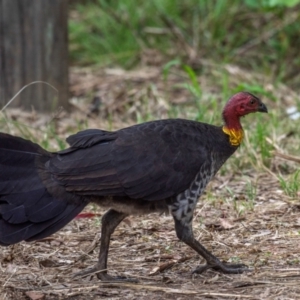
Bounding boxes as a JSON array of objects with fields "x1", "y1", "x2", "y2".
[{"x1": 0, "y1": 133, "x2": 87, "y2": 246}]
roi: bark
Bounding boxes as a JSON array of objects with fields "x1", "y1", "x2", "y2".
[{"x1": 0, "y1": 0, "x2": 69, "y2": 111}]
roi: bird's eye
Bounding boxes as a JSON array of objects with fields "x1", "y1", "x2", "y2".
[{"x1": 250, "y1": 99, "x2": 255, "y2": 105}]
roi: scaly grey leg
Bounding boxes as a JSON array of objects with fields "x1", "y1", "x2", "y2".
[
  {"x1": 174, "y1": 218, "x2": 249, "y2": 274},
  {"x1": 74, "y1": 209, "x2": 137, "y2": 282}
]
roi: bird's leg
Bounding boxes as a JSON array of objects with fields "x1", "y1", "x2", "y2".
[
  {"x1": 174, "y1": 218, "x2": 250, "y2": 274},
  {"x1": 74, "y1": 209, "x2": 136, "y2": 282}
]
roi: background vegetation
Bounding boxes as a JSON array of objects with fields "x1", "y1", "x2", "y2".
[{"x1": 69, "y1": 0, "x2": 300, "y2": 89}]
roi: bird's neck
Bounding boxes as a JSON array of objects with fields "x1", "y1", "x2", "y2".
[{"x1": 222, "y1": 114, "x2": 244, "y2": 147}]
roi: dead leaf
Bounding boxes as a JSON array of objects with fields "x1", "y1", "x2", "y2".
[
  {"x1": 219, "y1": 218, "x2": 235, "y2": 230},
  {"x1": 149, "y1": 260, "x2": 177, "y2": 275},
  {"x1": 207, "y1": 274, "x2": 219, "y2": 283},
  {"x1": 75, "y1": 212, "x2": 102, "y2": 219},
  {"x1": 39, "y1": 259, "x2": 58, "y2": 268},
  {"x1": 25, "y1": 291, "x2": 45, "y2": 300}
]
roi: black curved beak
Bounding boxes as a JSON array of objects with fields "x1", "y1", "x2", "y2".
[{"x1": 258, "y1": 102, "x2": 268, "y2": 113}]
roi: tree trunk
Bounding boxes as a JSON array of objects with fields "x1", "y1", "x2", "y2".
[{"x1": 0, "y1": 0, "x2": 70, "y2": 112}]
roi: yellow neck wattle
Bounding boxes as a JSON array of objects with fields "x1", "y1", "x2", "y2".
[{"x1": 222, "y1": 126, "x2": 244, "y2": 146}]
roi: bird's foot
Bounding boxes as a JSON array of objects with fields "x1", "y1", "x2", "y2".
[
  {"x1": 97, "y1": 273, "x2": 138, "y2": 283},
  {"x1": 193, "y1": 262, "x2": 250, "y2": 275},
  {"x1": 73, "y1": 266, "x2": 138, "y2": 282}
]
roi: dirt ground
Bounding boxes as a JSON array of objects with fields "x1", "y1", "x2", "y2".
[{"x1": 1, "y1": 66, "x2": 300, "y2": 299}]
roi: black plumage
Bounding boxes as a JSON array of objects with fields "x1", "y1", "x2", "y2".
[{"x1": 0, "y1": 92, "x2": 267, "y2": 281}]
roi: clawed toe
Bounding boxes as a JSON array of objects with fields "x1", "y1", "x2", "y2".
[
  {"x1": 73, "y1": 266, "x2": 138, "y2": 282},
  {"x1": 192, "y1": 264, "x2": 211, "y2": 274},
  {"x1": 193, "y1": 262, "x2": 251, "y2": 275},
  {"x1": 73, "y1": 266, "x2": 104, "y2": 278},
  {"x1": 99, "y1": 274, "x2": 138, "y2": 283}
]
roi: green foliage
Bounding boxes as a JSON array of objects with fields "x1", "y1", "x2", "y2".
[
  {"x1": 279, "y1": 170, "x2": 300, "y2": 197},
  {"x1": 182, "y1": 65, "x2": 202, "y2": 99},
  {"x1": 69, "y1": 0, "x2": 300, "y2": 87},
  {"x1": 245, "y1": 0, "x2": 300, "y2": 8},
  {"x1": 162, "y1": 59, "x2": 181, "y2": 81}
]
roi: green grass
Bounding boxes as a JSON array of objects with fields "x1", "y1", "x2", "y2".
[
  {"x1": 69, "y1": 1, "x2": 300, "y2": 89},
  {"x1": 0, "y1": 119, "x2": 67, "y2": 152},
  {"x1": 279, "y1": 170, "x2": 300, "y2": 198}
]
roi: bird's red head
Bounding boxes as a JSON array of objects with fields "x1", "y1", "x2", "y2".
[{"x1": 222, "y1": 92, "x2": 268, "y2": 146}]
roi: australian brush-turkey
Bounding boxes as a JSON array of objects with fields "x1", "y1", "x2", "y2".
[{"x1": 0, "y1": 92, "x2": 267, "y2": 281}]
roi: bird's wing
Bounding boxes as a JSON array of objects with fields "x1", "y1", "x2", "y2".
[{"x1": 48, "y1": 122, "x2": 212, "y2": 201}]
